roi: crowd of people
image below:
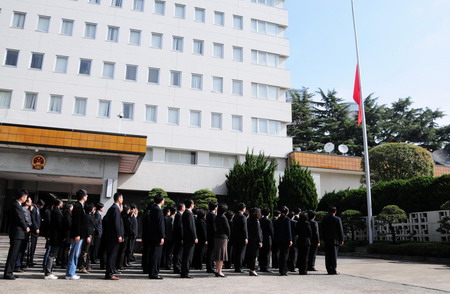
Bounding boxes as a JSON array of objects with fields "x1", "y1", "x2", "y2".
[{"x1": 3, "y1": 189, "x2": 345, "y2": 281}]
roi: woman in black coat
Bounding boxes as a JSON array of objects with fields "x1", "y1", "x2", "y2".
[
  {"x1": 246, "y1": 208, "x2": 263, "y2": 276},
  {"x1": 193, "y1": 209, "x2": 207, "y2": 269},
  {"x1": 296, "y1": 212, "x2": 312, "y2": 275},
  {"x1": 44, "y1": 199, "x2": 65, "y2": 279},
  {"x1": 213, "y1": 203, "x2": 230, "y2": 277},
  {"x1": 117, "y1": 205, "x2": 131, "y2": 269}
]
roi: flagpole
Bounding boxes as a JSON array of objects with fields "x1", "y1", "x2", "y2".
[{"x1": 351, "y1": 0, "x2": 374, "y2": 244}]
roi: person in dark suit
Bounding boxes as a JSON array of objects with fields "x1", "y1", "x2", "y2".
[
  {"x1": 232, "y1": 203, "x2": 248, "y2": 273},
  {"x1": 213, "y1": 203, "x2": 230, "y2": 277},
  {"x1": 180, "y1": 199, "x2": 197, "y2": 278},
  {"x1": 29, "y1": 199, "x2": 44, "y2": 267},
  {"x1": 271, "y1": 210, "x2": 281, "y2": 269},
  {"x1": 78, "y1": 203, "x2": 96, "y2": 274},
  {"x1": 3, "y1": 189, "x2": 29, "y2": 280},
  {"x1": 322, "y1": 206, "x2": 345, "y2": 275},
  {"x1": 296, "y1": 212, "x2": 312, "y2": 275},
  {"x1": 65, "y1": 189, "x2": 89, "y2": 280},
  {"x1": 90, "y1": 203, "x2": 104, "y2": 264},
  {"x1": 141, "y1": 203, "x2": 152, "y2": 274},
  {"x1": 15, "y1": 196, "x2": 32, "y2": 272},
  {"x1": 117, "y1": 204, "x2": 131, "y2": 270},
  {"x1": 205, "y1": 201, "x2": 217, "y2": 273},
  {"x1": 44, "y1": 199, "x2": 65, "y2": 279},
  {"x1": 104, "y1": 192, "x2": 124, "y2": 280},
  {"x1": 128, "y1": 203, "x2": 138, "y2": 263},
  {"x1": 259, "y1": 208, "x2": 274, "y2": 272},
  {"x1": 193, "y1": 209, "x2": 207, "y2": 270},
  {"x1": 147, "y1": 195, "x2": 165, "y2": 279},
  {"x1": 60, "y1": 203, "x2": 73, "y2": 269},
  {"x1": 273, "y1": 206, "x2": 292, "y2": 276},
  {"x1": 172, "y1": 203, "x2": 185, "y2": 274},
  {"x1": 223, "y1": 210, "x2": 234, "y2": 269},
  {"x1": 307, "y1": 210, "x2": 320, "y2": 271},
  {"x1": 247, "y1": 208, "x2": 263, "y2": 276},
  {"x1": 287, "y1": 213, "x2": 298, "y2": 272},
  {"x1": 161, "y1": 206, "x2": 175, "y2": 270}
]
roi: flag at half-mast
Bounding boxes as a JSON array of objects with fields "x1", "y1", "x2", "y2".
[{"x1": 353, "y1": 64, "x2": 362, "y2": 126}]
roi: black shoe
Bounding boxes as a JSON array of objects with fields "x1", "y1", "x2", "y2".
[
  {"x1": 207, "y1": 269, "x2": 215, "y2": 273},
  {"x1": 3, "y1": 275, "x2": 16, "y2": 280},
  {"x1": 260, "y1": 269, "x2": 273, "y2": 273},
  {"x1": 149, "y1": 275, "x2": 163, "y2": 280},
  {"x1": 249, "y1": 271, "x2": 258, "y2": 276},
  {"x1": 299, "y1": 272, "x2": 308, "y2": 275},
  {"x1": 234, "y1": 269, "x2": 244, "y2": 273},
  {"x1": 180, "y1": 275, "x2": 193, "y2": 279},
  {"x1": 327, "y1": 272, "x2": 339, "y2": 275},
  {"x1": 280, "y1": 272, "x2": 289, "y2": 276},
  {"x1": 113, "y1": 270, "x2": 121, "y2": 274},
  {"x1": 308, "y1": 268, "x2": 317, "y2": 271},
  {"x1": 14, "y1": 268, "x2": 24, "y2": 273},
  {"x1": 173, "y1": 269, "x2": 181, "y2": 274}
]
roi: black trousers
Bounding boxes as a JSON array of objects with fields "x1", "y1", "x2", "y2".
[
  {"x1": 44, "y1": 244, "x2": 60, "y2": 275},
  {"x1": 105, "y1": 240, "x2": 119, "y2": 278},
  {"x1": 90, "y1": 234, "x2": 101, "y2": 263},
  {"x1": 287, "y1": 246, "x2": 297, "y2": 271},
  {"x1": 117, "y1": 236, "x2": 128, "y2": 268},
  {"x1": 161, "y1": 240, "x2": 174, "y2": 269},
  {"x1": 172, "y1": 241, "x2": 183, "y2": 273},
  {"x1": 325, "y1": 243, "x2": 339, "y2": 274},
  {"x1": 192, "y1": 243, "x2": 205, "y2": 269},
  {"x1": 142, "y1": 239, "x2": 149, "y2": 273},
  {"x1": 4, "y1": 238, "x2": 23, "y2": 278},
  {"x1": 271, "y1": 242, "x2": 279, "y2": 268},
  {"x1": 308, "y1": 243, "x2": 318, "y2": 270},
  {"x1": 29, "y1": 234, "x2": 39, "y2": 264},
  {"x1": 278, "y1": 242, "x2": 290, "y2": 275},
  {"x1": 258, "y1": 243, "x2": 271, "y2": 271},
  {"x1": 233, "y1": 242, "x2": 247, "y2": 271},
  {"x1": 15, "y1": 235, "x2": 29, "y2": 270},
  {"x1": 205, "y1": 241, "x2": 215, "y2": 272},
  {"x1": 181, "y1": 242, "x2": 195, "y2": 276},
  {"x1": 148, "y1": 241, "x2": 162, "y2": 277},
  {"x1": 297, "y1": 244, "x2": 310, "y2": 274}
]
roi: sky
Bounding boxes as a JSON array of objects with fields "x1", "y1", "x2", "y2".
[{"x1": 285, "y1": 0, "x2": 450, "y2": 126}]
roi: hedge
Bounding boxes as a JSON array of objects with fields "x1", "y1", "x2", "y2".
[{"x1": 367, "y1": 242, "x2": 450, "y2": 258}]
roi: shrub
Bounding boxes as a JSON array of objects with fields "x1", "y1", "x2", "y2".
[
  {"x1": 192, "y1": 189, "x2": 217, "y2": 210},
  {"x1": 367, "y1": 242, "x2": 450, "y2": 258},
  {"x1": 141, "y1": 188, "x2": 175, "y2": 208},
  {"x1": 377, "y1": 205, "x2": 407, "y2": 243}
]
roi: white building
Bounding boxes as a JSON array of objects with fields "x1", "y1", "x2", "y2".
[{"x1": 0, "y1": 0, "x2": 292, "y2": 225}]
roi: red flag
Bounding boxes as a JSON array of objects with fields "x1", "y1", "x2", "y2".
[{"x1": 353, "y1": 64, "x2": 362, "y2": 126}]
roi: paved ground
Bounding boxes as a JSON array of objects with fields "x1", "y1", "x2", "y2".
[{"x1": 0, "y1": 235, "x2": 449, "y2": 293}]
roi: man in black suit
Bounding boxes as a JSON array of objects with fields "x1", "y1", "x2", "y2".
[
  {"x1": 259, "y1": 208, "x2": 274, "y2": 272},
  {"x1": 104, "y1": 192, "x2": 124, "y2": 280},
  {"x1": 307, "y1": 210, "x2": 320, "y2": 271},
  {"x1": 322, "y1": 206, "x2": 344, "y2": 275},
  {"x1": 273, "y1": 206, "x2": 292, "y2": 276},
  {"x1": 232, "y1": 203, "x2": 248, "y2": 273},
  {"x1": 271, "y1": 210, "x2": 281, "y2": 269},
  {"x1": 161, "y1": 206, "x2": 175, "y2": 270},
  {"x1": 3, "y1": 189, "x2": 30, "y2": 280},
  {"x1": 180, "y1": 199, "x2": 197, "y2": 278},
  {"x1": 205, "y1": 201, "x2": 217, "y2": 273},
  {"x1": 172, "y1": 203, "x2": 185, "y2": 274},
  {"x1": 147, "y1": 195, "x2": 165, "y2": 279},
  {"x1": 29, "y1": 199, "x2": 44, "y2": 267}
]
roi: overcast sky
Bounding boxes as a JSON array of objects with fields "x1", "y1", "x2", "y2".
[{"x1": 285, "y1": 0, "x2": 450, "y2": 126}]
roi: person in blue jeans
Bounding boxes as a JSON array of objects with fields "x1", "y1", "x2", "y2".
[{"x1": 66, "y1": 189, "x2": 89, "y2": 280}]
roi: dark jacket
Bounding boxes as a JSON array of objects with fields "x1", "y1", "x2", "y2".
[
  {"x1": 141, "y1": 208, "x2": 151, "y2": 242},
  {"x1": 182, "y1": 209, "x2": 197, "y2": 243},
  {"x1": 123, "y1": 214, "x2": 133, "y2": 238},
  {"x1": 93, "y1": 211, "x2": 103, "y2": 238},
  {"x1": 148, "y1": 204, "x2": 165, "y2": 242},
  {"x1": 63, "y1": 209, "x2": 72, "y2": 244},
  {"x1": 214, "y1": 214, "x2": 230, "y2": 240},
  {"x1": 86, "y1": 213, "x2": 95, "y2": 238},
  {"x1": 70, "y1": 202, "x2": 88, "y2": 239},
  {"x1": 131, "y1": 215, "x2": 138, "y2": 237},
  {"x1": 195, "y1": 218, "x2": 207, "y2": 244},
  {"x1": 103, "y1": 203, "x2": 124, "y2": 242},
  {"x1": 260, "y1": 216, "x2": 274, "y2": 247},
  {"x1": 273, "y1": 215, "x2": 292, "y2": 244},
  {"x1": 206, "y1": 211, "x2": 216, "y2": 243},
  {"x1": 30, "y1": 204, "x2": 41, "y2": 233},
  {"x1": 8, "y1": 201, "x2": 28, "y2": 240},
  {"x1": 296, "y1": 220, "x2": 312, "y2": 246},
  {"x1": 247, "y1": 217, "x2": 263, "y2": 257},
  {"x1": 309, "y1": 219, "x2": 320, "y2": 246},
  {"x1": 173, "y1": 212, "x2": 183, "y2": 242},
  {"x1": 164, "y1": 215, "x2": 174, "y2": 241},
  {"x1": 232, "y1": 212, "x2": 248, "y2": 244},
  {"x1": 49, "y1": 208, "x2": 66, "y2": 246},
  {"x1": 322, "y1": 214, "x2": 345, "y2": 246}
]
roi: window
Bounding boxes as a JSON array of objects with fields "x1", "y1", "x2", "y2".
[
  {"x1": 61, "y1": 19, "x2": 74, "y2": 36},
  {"x1": 213, "y1": 43, "x2": 224, "y2": 58},
  {"x1": 172, "y1": 36, "x2": 183, "y2": 51},
  {"x1": 98, "y1": 100, "x2": 111, "y2": 118},
  {"x1": 251, "y1": 19, "x2": 280, "y2": 36},
  {"x1": 170, "y1": 71, "x2": 181, "y2": 87},
  {"x1": 194, "y1": 7, "x2": 205, "y2": 22},
  {"x1": 12, "y1": 12, "x2": 26, "y2": 29},
  {"x1": 84, "y1": 23, "x2": 97, "y2": 39},
  {"x1": 74, "y1": 97, "x2": 87, "y2": 115},
  {"x1": 30, "y1": 53, "x2": 44, "y2": 69},
  {"x1": 168, "y1": 107, "x2": 179, "y2": 125},
  {"x1": 144, "y1": 148, "x2": 153, "y2": 161},
  {"x1": 145, "y1": 105, "x2": 157, "y2": 122},
  {"x1": 190, "y1": 110, "x2": 201, "y2": 127},
  {"x1": 154, "y1": 0, "x2": 165, "y2": 15},
  {"x1": 193, "y1": 39, "x2": 204, "y2": 55},
  {"x1": 233, "y1": 46, "x2": 243, "y2": 62},
  {"x1": 102, "y1": 62, "x2": 115, "y2": 78},
  {"x1": 49, "y1": 95, "x2": 62, "y2": 113},
  {"x1": 0, "y1": 90, "x2": 12, "y2": 109},
  {"x1": 79, "y1": 59, "x2": 92, "y2": 75},
  {"x1": 232, "y1": 115, "x2": 243, "y2": 132},
  {"x1": 191, "y1": 74, "x2": 203, "y2": 90},
  {"x1": 175, "y1": 4, "x2": 185, "y2": 19},
  {"x1": 107, "y1": 26, "x2": 119, "y2": 42},
  {"x1": 151, "y1": 33, "x2": 163, "y2": 48},
  {"x1": 251, "y1": 50, "x2": 280, "y2": 67},
  {"x1": 165, "y1": 149, "x2": 196, "y2": 165},
  {"x1": 111, "y1": 0, "x2": 122, "y2": 7},
  {"x1": 126, "y1": 65, "x2": 138, "y2": 81},
  {"x1": 89, "y1": 0, "x2": 101, "y2": 4},
  {"x1": 233, "y1": 15, "x2": 243, "y2": 30},
  {"x1": 123, "y1": 103, "x2": 134, "y2": 119},
  {"x1": 55, "y1": 56, "x2": 68, "y2": 73},
  {"x1": 214, "y1": 11, "x2": 224, "y2": 26},
  {"x1": 212, "y1": 77, "x2": 223, "y2": 93},
  {"x1": 232, "y1": 79, "x2": 243, "y2": 96},
  {"x1": 5, "y1": 49, "x2": 19, "y2": 66},
  {"x1": 251, "y1": 117, "x2": 281, "y2": 135},
  {"x1": 211, "y1": 112, "x2": 222, "y2": 129},
  {"x1": 251, "y1": 0, "x2": 280, "y2": 7},
  {"x1": 24, "y1": 92, "x2": 37, "y2": 110},
  {"x1": 148, "y1": 67, "x2": 160, "y2": 83},
  {"x1": 37, "y1": 16, "x2": 50, "y2": 33},
  {"x1": 129, "y1": 29, "x2": 141, "y2": 45},
  {"x1": 133, "y1": 0, "x2": 144, "y2": 11},
  {"x1": 251, "y1": 83, "x2": 279, "y2": 100},
  {"x1": 209, "y1": 153, "x2": 236, "y2": 168}
]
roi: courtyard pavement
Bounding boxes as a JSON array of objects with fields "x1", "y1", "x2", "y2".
[{"x1": 0, "y1": 235, "x2": 448, "y2": 293}]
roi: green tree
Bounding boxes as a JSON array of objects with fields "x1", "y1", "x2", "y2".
[
  {"x1": 341, "y1": 210, "x2": 366, "y2": 241},
  {"x1": 377, "y1": 205, "x2": 407, "y2": 243},
  {"x1": 141, "y1": 188, "x2": 175, "y2": 208},
  {"x1": 278, "y1": 162, "x2": 318, "y2": 210},
  {"x1": 225, "y1": 150, "x2": 277, "y2": 212},
  {"x1": 315, "y1": 211, "x2": 327, "y2": 222},
  {"x1": 366, "y1": 143, "x2": 434, "y2": 184},
  {"x1": 192, "y1": 189, "x2": 217, "y2": 210},
  {"x1": 437, "y1": 201, "x2": 450, "y2": 237}
]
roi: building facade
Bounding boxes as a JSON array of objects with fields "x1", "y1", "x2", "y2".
[{"x1": 0, "y1": 0, "x2": 292, "y2": 228}]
